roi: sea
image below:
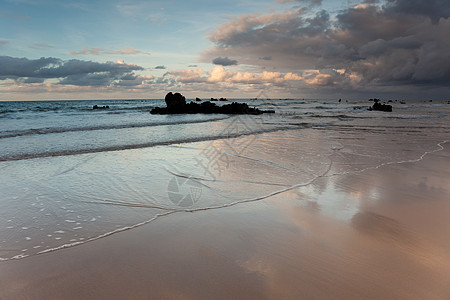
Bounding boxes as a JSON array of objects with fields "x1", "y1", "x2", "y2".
[{"x1": 1, "y1": 98, "x2": 449, "y2": 261}]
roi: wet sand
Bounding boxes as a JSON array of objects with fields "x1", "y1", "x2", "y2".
[{"x1": 1, "y1": 132, "x2": 449, "y2": 299}]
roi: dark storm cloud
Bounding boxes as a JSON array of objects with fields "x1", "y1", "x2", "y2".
[
  {"x1": 0, "y1": 56, "x2": 60, "y2": 78},
  {"x1": 204, "y1": 0, "x2": 450, "y2": 89},
  {"x1": 0, "y1": 56, "x2": 144, "y2": 86},
  {"x1": 212, "y1": 56, "x2": 238, "y2": 66},
  {"x1": 385, "y1": 0, "x2": 450, "y2": 24}
]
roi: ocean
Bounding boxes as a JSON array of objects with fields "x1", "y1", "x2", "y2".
[{"x1": 1, "y1": 98, "x2": 449, "y2": 261}]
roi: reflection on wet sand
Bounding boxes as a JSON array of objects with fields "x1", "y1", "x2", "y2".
[{"x1": 1, "y1": 129, "x2": 449, "y2": 299}]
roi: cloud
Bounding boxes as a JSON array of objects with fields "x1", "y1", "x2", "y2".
[
  {"x1": 169, "y1": 66, "x2": 302, "y2": 85},
  {"x1": 385, "y1": 0, "x2": 450, "y2": 24},
  {"x1": 201, "y1": 0, "x2": 450, "y2": 92},
  {"x1": 29, "y1": 43, "x2": 54, "y2": 50},
  {"x1": 209, "y1": 10, "x2": 303, "y2": 48},
  {"x1": 0, "y1": 56, "x2": 144, "y2": 87},
  {"x1": 154, "y1": 65, "x2": 166, "y2": 69},
  {"x1": 169, "y1": 68, "x2": 206, "y2": 83},
  {"x1": 276, "y1": 0, "x2": 322, "y2": 6},
  {"x1": 212, "y1": 57, "x2": 238, "y2": 66},
  {"x1": 0, "y1": 40, "x2": 8, "y2": 47},
  {"x1": 70, "y1": 46, "x2": 150, "y2": 56}
]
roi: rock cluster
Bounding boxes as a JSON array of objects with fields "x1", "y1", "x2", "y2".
[
  {"x1": 93, "y1": 105, "x2": 110, "y2": 109},
  {"x1": 368, "y1": 99, "x2": 392, "y2": 112},
  {"x1": 150, "y1": 92, "x2": 274, "y2": 115}
]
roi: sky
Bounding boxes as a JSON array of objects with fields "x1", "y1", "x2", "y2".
[{"x1": 0, "y1": 0, "x2": 449, "y2": 100}]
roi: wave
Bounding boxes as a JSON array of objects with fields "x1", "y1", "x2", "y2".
[
  {"x1": 0, "y1": 99, "x2": 163, "y2": 115},
  {"x1": 314, "y1": 105, "x2": 337, "y2": 110},
  {"x1": 386, "y1": 113, "x2": 446, "y2": 119},
  {"x1": 0, "y1": 116, "x2": 230, "y2": 139},
  {"x1": 299, "y1": 114, "x2": 374, "y2": 119},
  {"x1": 0, "y1": 109, "x2": 19, "y2": 114},
  {"x1": 0, "y1": 126, "x2": 294, "y2": 162}
]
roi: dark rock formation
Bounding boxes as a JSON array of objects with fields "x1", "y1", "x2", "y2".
[
  {"x1": 93, "y1": 105, "x2": 110, "y2": 109},
  {"x1": 151, "y1": 92, "x2": 275, "y2": 115},
  {"x1": 219, "y1": 97, "x2": 227, "y2": 101},
  {"x1": 368, "y1": 99, "x2": 392, "y2": 112},
  {"x1": 165, "y1": 92, "x2": 186, "y2": 108},
  {"x1": 195, "y1": 97, "x2": 202, "y2": 101}
]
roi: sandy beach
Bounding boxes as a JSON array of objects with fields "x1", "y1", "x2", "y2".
[
  {"x1": 2, "y1": 0, "x2": 450, "y2": 297},
  {"x1": 1, "y1": 127, "x2": 449, "y2": 299},
  {"x1": 2, "y1": 0, "x2": 450, "y2": 296}
]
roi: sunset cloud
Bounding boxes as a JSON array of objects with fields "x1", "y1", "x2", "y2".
[
  {"x1": 1, "y1": 0, "x2": 449, "y2": 99},
  {"x1": 201, "y1": 0, "x2": 450, "y2": 92},
  {"x1": 169, "y1": 66, "x2": 302, "y2": 85}
]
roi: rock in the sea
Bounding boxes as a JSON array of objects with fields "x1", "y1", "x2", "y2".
[
  {"x1": 93, "y1": 105, "x2": 110, "y2": 109},
  {"x1": 165, "y1": 92, "x2": 186, "y2": 108},
  {"x1": 369, "y1": 99, "x2": 392, "y2": 112},
  {"x1": 151, "y1": 92, "x2": 275, "y2": 115}
]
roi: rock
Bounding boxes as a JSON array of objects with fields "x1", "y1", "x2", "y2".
[
  {"x1": 210, "y1": 98, "x2": 218, "y2": 101},
  {"x1": 195, "y1": 97, "x2": 202, "y2": 101},
  {"x1": 219, "y1": 97, "x2": 227, "y2": 101},
  {"x1": 93, "y1": 105, "x2": 109, "y2": 109},
  {"x1": 165, "y1": 92, "x2": 186, "y2": 109},
  {"x1": 368, "y1": 99, "x2": 392, "y2": 112},
  {"x1": 151, "y1": 92, "x2": 275, "y2": 115}
]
